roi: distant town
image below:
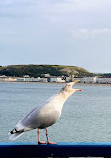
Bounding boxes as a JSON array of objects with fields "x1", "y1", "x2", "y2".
[{"x1": 0, "y1": 74, "x2": 111, "y2": 84}]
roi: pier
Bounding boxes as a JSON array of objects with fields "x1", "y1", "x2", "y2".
[{"x1": 1, "y1": 142, "x2": 111, "y2": 157}]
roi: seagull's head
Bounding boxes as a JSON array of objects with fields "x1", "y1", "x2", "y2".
[{"x1": 60, "y1": 80, "x2": 82, "y2": 96}]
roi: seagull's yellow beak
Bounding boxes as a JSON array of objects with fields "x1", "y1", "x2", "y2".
[{"x1": 74, "y1": 80, "x2": 80, "y2": 84}]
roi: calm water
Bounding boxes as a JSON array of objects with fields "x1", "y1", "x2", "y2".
[{"x1": 0, "y1": 82, "x2": 111, "y2": 142}]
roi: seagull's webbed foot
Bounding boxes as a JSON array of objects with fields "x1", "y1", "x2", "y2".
[
  {"x1": 38, "y1": 141, "x2": 46, "y2": 144},
  {"x1": 47, "y1": 141, "x2": 57, "y2": 144}
]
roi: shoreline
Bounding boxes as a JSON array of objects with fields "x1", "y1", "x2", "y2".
[{"x1": 0, "y1": 81, "x2": 111, "y2": 86}]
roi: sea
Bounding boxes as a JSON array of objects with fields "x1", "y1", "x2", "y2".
[{"x1": 0, "y1": 82, "x2": 111, "y2": 143}]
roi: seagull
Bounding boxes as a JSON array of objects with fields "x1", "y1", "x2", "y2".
[{"x1": 9, "y1": 80, "x2": 82, "y2": 144}]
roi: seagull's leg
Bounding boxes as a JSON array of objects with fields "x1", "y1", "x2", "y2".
[
  {"x1": 38, "y1": 129, "x2": 46, "y2": 144},
  {"x1": 46, "y1": 128, "x2": 57, "y2": 144}
]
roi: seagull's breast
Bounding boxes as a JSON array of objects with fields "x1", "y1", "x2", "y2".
[
  {"x1": 38, "y1": 100, "x2": 62, "y2": 129},
  {"x1": 38, "y1": 110, "x2": 60, "y2": 129}
]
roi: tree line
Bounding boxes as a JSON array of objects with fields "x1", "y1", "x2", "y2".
[{"x1": 0, "y1": 64, "x2": 94, "y2": 77}]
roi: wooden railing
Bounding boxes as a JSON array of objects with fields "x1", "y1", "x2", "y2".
[{"x1": 1, "y1": 142, "x2": 111, "y2": 157}]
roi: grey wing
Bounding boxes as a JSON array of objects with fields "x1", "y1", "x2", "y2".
[
  {"x1": 16, "y1": 103, "x2": 61, "y2": 131},
  {"x1": 16, "y1": 106, "x2": 42, "y2": 131}
]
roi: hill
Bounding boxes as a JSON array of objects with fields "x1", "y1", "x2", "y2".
[{"x1": 0, "y1": 65, "x2": 94, "y2": 77}]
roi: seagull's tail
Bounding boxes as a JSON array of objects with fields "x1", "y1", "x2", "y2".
[{"x1": 9, "y1": 128, "x2": 24, "y2": 141}]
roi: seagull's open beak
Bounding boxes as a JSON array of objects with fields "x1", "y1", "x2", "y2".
[{"x1": 73, "y1": 80, "x2": 82, "y2": 91}]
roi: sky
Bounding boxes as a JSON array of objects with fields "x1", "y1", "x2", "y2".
[{"x1": 0, "y1": 0, "x2": 111, "y2": 73}]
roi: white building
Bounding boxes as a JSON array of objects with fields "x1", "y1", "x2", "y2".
[
  {"x1": 0, "y1": 75, "x2": 7, "y2": 82},
  {"x1": 17, "y1": 77, "x2": 48, "y2": 82},
  {"x1": 24, "y1": 75, "x2": 30, "y2": 78},
  {"x1": 79, "y1": 77, "x2": 97, "y2": 83},
  {"x1": 5, "y1": 77, "x2": 17, "y2": 82},
  {"x1": 17, "y1": 78, "x2": 25, "y2": 82},
  {"x1": 73, "y1": 77, "x2": 111, "y2": 84},
  {"x1": 25, "y1": 77, "x2": 40, "y2": 82},
  {"x1": 0, "y1": 76, "x2": 17, "y2": 82},
  {"x1": 38, "y1": 78, "x2": 48, "y2": 82},
  {"x1": 50, "y1": 77, "x2": 65, "y2": 83},
  {"x1": 96, "y1": 77, "x2": 111, "y2": 84}
]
